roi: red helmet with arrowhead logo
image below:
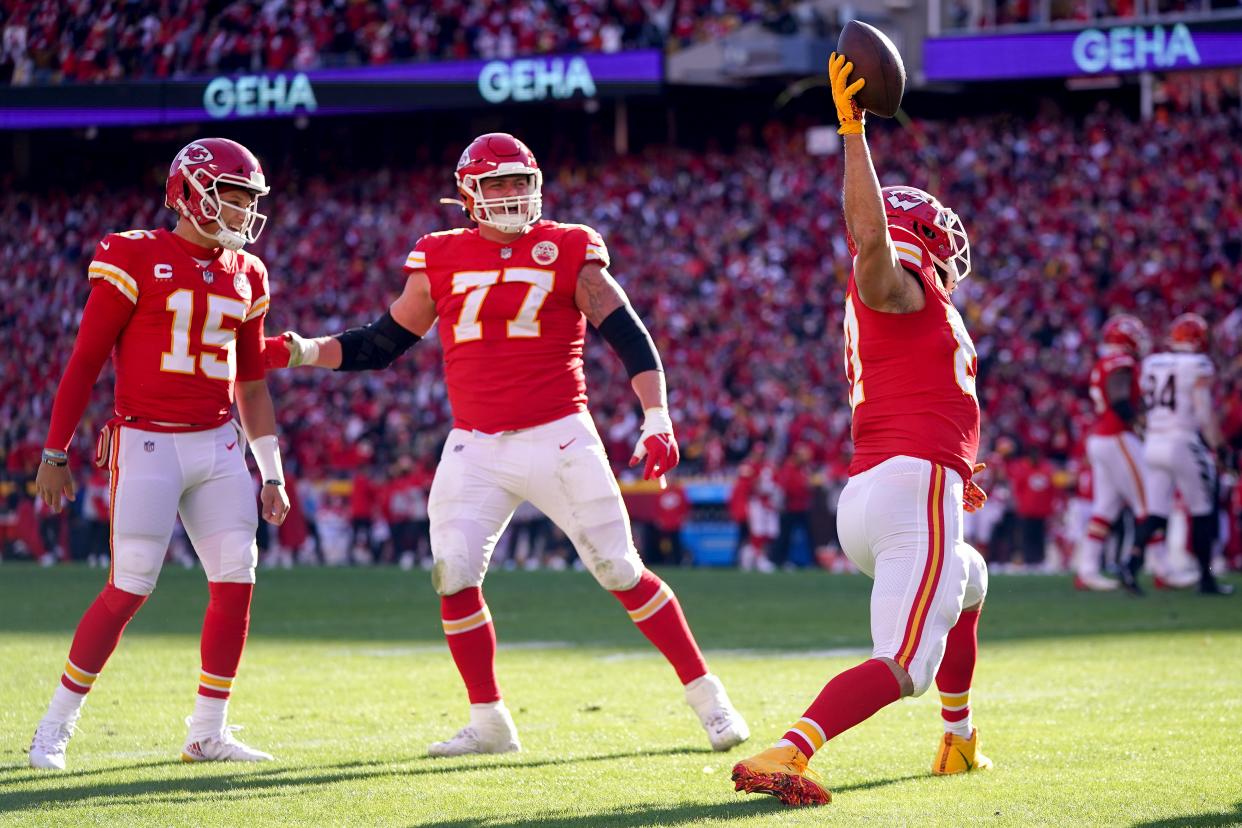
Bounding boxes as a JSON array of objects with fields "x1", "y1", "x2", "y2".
[
  {"x1": 452, "y1": 133, "x2": 543, "y2": 234},
  {"x1": 165, "y1": 137, "x2": 269, "y2": 251}
]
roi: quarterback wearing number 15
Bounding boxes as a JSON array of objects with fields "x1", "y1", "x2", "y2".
[
  {"x1": 30, "y1": 138, "x2": 290, "y2": 771},
  {"x1": 265, "y1": 133, "x2": 749, "y2": 756}
]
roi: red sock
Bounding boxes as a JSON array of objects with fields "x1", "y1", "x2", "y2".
[
  {"x1": 442, "y1": 587, "x2": 500, "y2": 704},
  {"x1": 782, "y1": 658, "x2": 902, "y2": 759},
  {"x1": 935, "y1": 609, "x2": 980, "y2": 734},
  {"x1": 198, "y1": 582, "x2": 253, "y2": 699},
  {"x1": 60, "y1": 584, "x2": 148, "y2": 694},
  {"x1": 611, "y1": 570, "x2": 707, "y2": 685}
]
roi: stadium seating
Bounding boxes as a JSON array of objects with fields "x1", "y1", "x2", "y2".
[{"x1": 2, "y1": 105, "x2": 1241, "y2": 563}]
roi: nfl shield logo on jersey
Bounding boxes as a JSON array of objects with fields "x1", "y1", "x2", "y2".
[
  {"x1": 203, "y1": 271, "x2": 214, "y2": 284},
  {"x1": 144, "y1": 441, "x2": 155, "y2": 453},
  {"x1": 532, "y1": 241, "x2": 558, "y2": 266},
  {"x1": 233, "y1": 272, "x2": 251, "y2": 301}
]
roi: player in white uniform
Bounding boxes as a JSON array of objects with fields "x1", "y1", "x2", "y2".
[{"x1": 1123, "y1": 314, "x2": 1231, "y2": 595}]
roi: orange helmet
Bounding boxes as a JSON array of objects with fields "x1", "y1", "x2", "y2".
[{"x1": 1168, "y1": 313, "x2": 1209, "y2": 353}]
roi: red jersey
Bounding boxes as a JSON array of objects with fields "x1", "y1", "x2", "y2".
[
  {"x1": 88, "y1": 228, "x2": 269, "y2": 426},
  {"x1": 404, "y1": 220, "x2": 607, "y2": 433},
  {"x1": 844, "y1": 225, "x2": 980, "y2": 480},
  {"x1": 1088, "y1": 353, "x2": 1139, "y2": 436}
]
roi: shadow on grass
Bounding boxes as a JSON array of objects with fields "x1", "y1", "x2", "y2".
[
  {"x1": 0, "y1": 746, "x2": 722, "y2": 813},
  {"x1": 1132, "y1": 802, "x2": 1242, "y2": 828},
  {"x1": 422, "y1": 775, "x2": 922, "y2": 827}
]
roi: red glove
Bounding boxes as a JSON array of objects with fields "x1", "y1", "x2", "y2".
[
  {"x1": 264, "y1": 334, "x2": 292, "y2": 369},
  {"x1": 629, "y1": 408, "x2": 680, "y2": 482},
  {"x1": 264, "y1": 331, "x2": 319, "y2": 369},
  {"x1": 964, "y1": 463, "x2": 987, "y2": 513}
]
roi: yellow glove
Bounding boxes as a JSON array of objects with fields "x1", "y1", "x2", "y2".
[{"x1": 828, "y1": 52, "x2": 865, "y2": 136}]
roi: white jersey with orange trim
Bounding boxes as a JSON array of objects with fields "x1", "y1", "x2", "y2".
[{"x1": 1141, "y1": 351, "x2": 1215, "y2": 437}]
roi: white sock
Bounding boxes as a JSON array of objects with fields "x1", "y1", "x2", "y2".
[
  {"x1": 46, "y1": 685, "x2": 87, "y2": 722},
  {"x1": 469, "y1": 701, "x2": 506, "y2": 723},
  {"x1": 189, "y1": 696, "x2": 229, "y2": 738}
]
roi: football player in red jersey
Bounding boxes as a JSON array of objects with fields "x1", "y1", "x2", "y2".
[
  {"x1": 265, "y1": 133, "x2": 749, "y2": 755},
  {"x1": 732, "y1": 55, "x2": 991, "y2": 807},
  {"x1": 1076, "y1": 314, "x2": 1151, "y2": 592},
  {"x1": 29, "y1": 138, "x2": 289, "y2": 771}
]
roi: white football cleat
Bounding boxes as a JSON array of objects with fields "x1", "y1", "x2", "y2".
[
  {"x1": 429, "y1": 702, "x2": 521, "y2": 757},
  {"x1": 29, "y1": 714, "x2": 80, "y2": 771},
  {"x1": 181, "y1": 724, "x2": 274, "y2": 763},
  {"x1": 1074, "y1": 573, "x2": 1119, "y2": 592},
  {"x1": 685, "y1": 673, "x2": 750, "y2": 751}
]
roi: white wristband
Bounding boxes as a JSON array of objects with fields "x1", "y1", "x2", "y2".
[
  {"x1": 642, "y1": 407, "x2": 674, "y2": 434},
  {"x1": 249, "y1": 434, "x2": 284, "y2": 484},
  {"x1": 288, "y1": 332, "x2": 320, "y2": 368}
]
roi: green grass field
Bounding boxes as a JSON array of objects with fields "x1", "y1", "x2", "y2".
[{"x1": 1, "y1": 566, "x2": 1240, "y2": 827}]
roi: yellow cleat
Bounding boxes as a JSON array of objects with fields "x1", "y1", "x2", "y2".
[
  {"x1": 731, "y1": 745, "x2": 831, "y2": 807},
  {"x1": 932, "y1": 728, "x2": 993, "y2": 775}
]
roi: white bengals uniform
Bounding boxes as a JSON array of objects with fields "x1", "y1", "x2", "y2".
[{"x1": 1141, "y1": 351, "x2": 1217, "y2": 518}]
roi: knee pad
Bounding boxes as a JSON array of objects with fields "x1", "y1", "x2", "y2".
[
  {"x1": 961, "y1": 544, "x2": 989, "y2": 608},
  {"x1": 110, "y1": 536, "x2": 168, "y2": 595},
  {"x1": 430, "y1": 522, "x2": 489, "y2": 596},
  {"x1": 100, "y1": 582, "x2": 148, "y2": 618},
  {"x1": 578, "y1": 519, "x2": 644, "y2": 591},
  {"x1": 198, "y1": 531, "x2": 258, "y2": 584}
]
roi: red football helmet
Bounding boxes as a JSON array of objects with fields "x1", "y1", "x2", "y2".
[
  {"x1": 165, "y1": 138, "x2": 269, "y2": 251},
  {"x1": 1168, "y1": 312, "x2": 1209, "y2": 353},
  {"x1": 1100, "y1": 314, "x2": 1149, "y2": 357},
  {"x1": 451, "y1": 132, "x2": 542, "y2": 233},
  {"x1": 880, "y1": 186, "x2": 971, "y2": 281}
]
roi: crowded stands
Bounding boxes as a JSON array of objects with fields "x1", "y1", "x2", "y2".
[
  {"x1": 0, "y1": 0, "x2": 820, "y2": 84},
  {"x1": 3, "y1": 102, "x2": 1242, "y2": 567}
]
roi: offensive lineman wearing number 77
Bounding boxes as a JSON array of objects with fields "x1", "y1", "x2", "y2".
[
  {"x1": 29, "y1": 138, "x2": 291, "y2": 770},
  {"x1": 264, "y1": 132, "x2": 748, "y2": 756}
]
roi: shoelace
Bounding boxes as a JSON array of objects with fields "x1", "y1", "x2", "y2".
[{"x1": 33, "y1": 718, "x2": 81, "y2": 752}]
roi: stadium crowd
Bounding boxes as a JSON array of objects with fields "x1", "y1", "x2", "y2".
[
  {"x1": 3, "y1": 102, "x2": 1242, "y2": 570},
  {"x1": 945, "y1": 0, "x2": 1241, "y2": 29},
  {"x1": 0, "y1": 0, "x2": 823, "y2": 84}
]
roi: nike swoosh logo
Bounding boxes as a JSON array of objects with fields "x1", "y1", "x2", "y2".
[
  {"x1": 225, "y1": 440, "x2": 237, "y2": 451},
  {"x1": 100, "y1": 240, "x2": 110, "y2": 249},
  {"x1": 559, "y1": 439, "x2": 576, "y2": 450}
]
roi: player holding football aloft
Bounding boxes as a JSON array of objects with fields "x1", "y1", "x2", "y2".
[
  {"x1": 265, "y1": 133, "x2": 749, "y2": 756},
  {"x1": 731, "y1": 54, "x2": 992, "y2": 807},
  {"x1": 29, "y1": 138, "x2": 289, "y2": 770},
  {"x1": 1124, "y1": 313, "x2": 1232, "y2": 595},
  {"x1": 1075, "y1": 314, "x2": 1151, "y2": 592}
]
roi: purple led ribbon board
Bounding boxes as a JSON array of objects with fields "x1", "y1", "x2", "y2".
[
  {"x1": 0, "y1": 49, "x2": 663, "y2": 130},
  {"x1": 924, "y1": 18, "x2": 1242, "y2": 81}
]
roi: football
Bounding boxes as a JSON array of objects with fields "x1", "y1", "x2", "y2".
[{"x1": 836, "y1": 20, "x2": 906, "y2": 118}]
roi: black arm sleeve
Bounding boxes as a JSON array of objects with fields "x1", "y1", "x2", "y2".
[
  {"x1": 1111, "y1": 398, "x2": 1136, "y2": 426},
  {"x1": 596, "y1": 305, "x2": 662, "y2": 378},
  {"x1": 335, "y1": 311, "x2": 420, "y2": 372}
]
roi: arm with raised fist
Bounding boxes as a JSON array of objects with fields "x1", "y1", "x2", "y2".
[
  {"x1": 265, "y1": 270, "x2": 436, "y2": 372},
  {"x1": 831, "y1": 52, "x2": 919, "y2": 313}
]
